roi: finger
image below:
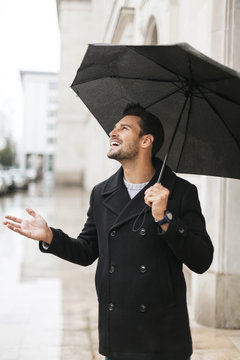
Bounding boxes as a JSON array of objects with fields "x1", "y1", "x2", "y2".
[
  {"x1": 145, "y1": 194, "x2": 155, "y2": 202},
  {"x1": 5, "y1": 224, "x2": 21, "y2": 232},
  {"x1": 153, "y1": 183, "x2": 164, "y2": 191},
  {"x1": 153, "y1": 182, "x2": 163, "y2": 186},
  {"x1": 145, "y1": 187, "x2": 154, "y2": 195},
  {"x1": 25, "y1": 208, "x2": 37, "y2": 218},
  {"x1": 153, "y1": 183, "x2": 170, "y2": 193},
  {"x1": 3, "y1": 221, "x2": 21, "y2": 229},
  {"x1": 4, "y1": 215, "x2": 22, "y2": 224},
  {"x1": 145, "y1": 189, "x2": 159, "y2": 197},
  {"x1": 152, "y1": 184, "x2": 170, "y2": 196},
  {"x1": 7, "y1": 225, "x2": 33, "y2": 239},
  {"x1": 144, "y1": 195, "x2": 153, "y2": 207},
  {"x1": 144, "y1": 199, "x2": 152, "y2": 207}
]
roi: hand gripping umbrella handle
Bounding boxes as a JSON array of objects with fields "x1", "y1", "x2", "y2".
[{"x1": 132, "y1": 94, "x2": 189, "y2": 232}]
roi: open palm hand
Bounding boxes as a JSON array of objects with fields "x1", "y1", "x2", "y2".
[{"x1": 3, "y1": 208, "x2": 53, "y2": 243}]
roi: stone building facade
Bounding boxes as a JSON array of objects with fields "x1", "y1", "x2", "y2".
[{"x1": 55, "y1": 0, "x2": 240, "y2": 329}]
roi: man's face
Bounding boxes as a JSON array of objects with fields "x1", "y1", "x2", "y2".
[{"x1": 107, "y1": 115, "x2": 142, "y2": 161}]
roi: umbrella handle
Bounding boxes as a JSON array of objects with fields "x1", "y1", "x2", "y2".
[{"x1": 157, "y1": 94, "x2": 189, "y2": 183}]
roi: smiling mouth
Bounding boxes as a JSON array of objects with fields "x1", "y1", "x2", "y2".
[{"x1": 110, "y1": 140, "x2": 121, "y2": 147}]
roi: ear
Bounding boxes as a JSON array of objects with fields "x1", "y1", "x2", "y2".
[{"x1": 141, "y1": 134, "x2": 154, "y2": 149}]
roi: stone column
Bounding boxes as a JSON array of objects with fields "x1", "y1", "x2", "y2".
[
  {"x1": 55, "y1": 0, "x2": 93, "y2": 186},
  {"x1": 191, "y1": 0, "x2": 240, "y2": 328}
]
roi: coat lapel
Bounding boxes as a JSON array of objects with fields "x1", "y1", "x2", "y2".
[
  {"x1": 101, "y1": 158, "x2": 177, "y2": 229},
  {"x1": 101, "y1": 166, "x2": 131, "y2": 217}
]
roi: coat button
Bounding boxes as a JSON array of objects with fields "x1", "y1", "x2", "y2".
[
  {"x1": 139, "y1": 228, "x2": 146, "y2": 236},
  {"x1": 139, "y1": 265, "x2": 147, "y2": 273},
  {"x1": 178, "y1": 226, "x2": 185, "y2": 235},
  {"x1": 108, "y1": 303, "x2": 115, "y2": 311},
  {"x1": 109, "y1": 265, "x2": 115, "y2": 273},
  {"x1": 139, "y1": 304, "x2": 146, "y2": 313},
  {"x1": 110, "y1": 230, "x2": 116, "y2": 237}
]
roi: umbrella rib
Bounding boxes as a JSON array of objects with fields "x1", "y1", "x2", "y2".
[
  {"x1": 72, "y1": 75, "x2": 184, "y2": 86},
  {"x1": 145, "y1": 85, "x2": 186, "y2": 110},
  {"x1": 173, "y1": 81, "x2": 186, "y2": 90},
  {"x1": 128, "y1": 46, "x2": 188, "y2": 83},
  {"x1": 200, "y1": 84, "x2": 240, "y2": 106},
  {"x1": 200, "y1": 76, "x2": 236, "y2": 83},
  {"x1": 175, "y1": 75, "x2": 188, "y2": 90},
  {"x1": 113, "y1": 75, "x2": 188, "y2": 95},
  {"x1": 197, "y1": 86, "x2": 240, "y2": 152},
  {"x1": 110, "y1": 75, "x2": 183, "y2": 83}
]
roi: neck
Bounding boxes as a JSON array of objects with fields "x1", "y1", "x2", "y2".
[{"x1": 120, "y1": 155, "x2": 155, "y2": 184}]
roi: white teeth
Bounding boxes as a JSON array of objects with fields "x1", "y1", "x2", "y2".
[{"x1": 111, "y1": 141, "x2": 120, "y2": 146}]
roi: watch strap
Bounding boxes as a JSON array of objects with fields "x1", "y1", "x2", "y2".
[{"x1": 156, "y1": 210, "x2": 172, "y2": 225}]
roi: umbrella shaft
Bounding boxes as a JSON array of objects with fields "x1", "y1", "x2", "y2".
[{"x1": 157, "y1": 94, "x2": 189, "y2": 183}]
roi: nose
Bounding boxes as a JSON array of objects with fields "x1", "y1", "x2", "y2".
[{"x1": 109, "y1": 127, "x2": 118, "y2": 138}]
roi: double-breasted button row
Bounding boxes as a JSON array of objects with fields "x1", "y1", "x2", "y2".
[
  {"x1": 108, "y1": 265, "x2": 147, "y2": 273},
  {"x1": 110, "y1": 228, "x2": 147, "y2": 236},
  {"x1": 108, "y1": 303, "x2": 147, "y2": 313}
]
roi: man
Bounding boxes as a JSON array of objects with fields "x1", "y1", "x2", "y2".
[{"x1": 4, "y1": 104, "x2": 213, "y2": 360}]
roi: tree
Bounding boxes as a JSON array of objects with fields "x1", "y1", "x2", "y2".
[{"x1": 0, "y1": 138, "x2": 16, "y2": 167}]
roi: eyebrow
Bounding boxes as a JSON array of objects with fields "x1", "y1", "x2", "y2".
[{"x1": 113, "y1": 123, "x2": 132, "y2": 129}]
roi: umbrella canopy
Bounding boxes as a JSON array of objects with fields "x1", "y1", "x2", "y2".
[{"x1": 71, "y1": 43, "x2": 240, "y2": 180}]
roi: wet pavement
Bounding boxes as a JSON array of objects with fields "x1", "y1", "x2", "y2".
[{"x1": 0, "y1": 174, "x2": 240, "y2": 360}]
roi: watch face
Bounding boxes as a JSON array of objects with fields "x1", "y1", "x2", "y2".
[{"x1": 166, "y1": 211, "x2": 173, "y2": 221}]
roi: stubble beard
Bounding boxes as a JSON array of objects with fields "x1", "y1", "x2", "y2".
[{"x1": 107, "y1": 144, "x2": 139, "y2": 161}]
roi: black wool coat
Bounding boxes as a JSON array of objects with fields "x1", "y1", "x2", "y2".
[{"x1": 39, "y1": 158, "x2": 214, "y2": 360}]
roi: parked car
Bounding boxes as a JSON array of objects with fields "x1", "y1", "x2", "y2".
[
  {"x1": 8, "y1": 169, "x2": 30, "y2": 190},
  {"x1": 25, "y1": 168, "x2": 39, "y2": 181},
  {"x1": 0, "y1": 170, "x2": 15, "y2": 192},
  {"x1": 0, "y1": 174, "x2": 8, "y2": 195}
]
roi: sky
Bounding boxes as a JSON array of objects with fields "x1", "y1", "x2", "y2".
[{"x1": 0, "y1": 0, "x2": 60, "y2": 140}]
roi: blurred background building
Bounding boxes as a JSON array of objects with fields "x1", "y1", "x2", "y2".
[
  {"x1": 54, "y1": 0, "x2": 240, "y2": 330},
  {"x1": 20, "y1": 71, "x2": 58, "y2": 175},
  {"x1": 0, "y1": 111, "x2": 11, "y2": 149}
]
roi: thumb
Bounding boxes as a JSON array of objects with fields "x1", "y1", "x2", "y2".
[{"x1": 25, "y1": 208, "x2": 37, "y2": 218}]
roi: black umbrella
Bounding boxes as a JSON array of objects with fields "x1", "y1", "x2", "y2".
[{"x1": 71, "y1": 43, "x2": 240, "y2": 181}]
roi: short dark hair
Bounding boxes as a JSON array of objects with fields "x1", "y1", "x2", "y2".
[{"x1": 122, "y1": 103, "x2": 164, "y2": 156}]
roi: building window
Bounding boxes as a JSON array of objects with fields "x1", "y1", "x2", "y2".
[
  {"x1": 144, "y1": 16, "x2": 158, "y2": 45},
  {"x1": 47, "y1": 137, "x2": 55, "y2": 144},
  {"x1": 49, "y1": 82, "x2": 57, "y2": 90},
  {"x1": 47, "y1": 123, "x2": 55, "y2": 131},
  {"x1": 48, "y1": 110, "x2": 56, "y2": 117},
  {"x1": 48, "y1": 154, "x2": 54, "y2": 171},
  {"x1": 48, "y1": 96, "x2": 57, "y2": 104}
]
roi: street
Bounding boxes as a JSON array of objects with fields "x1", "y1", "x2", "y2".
[{"x1": 0, "y1": 175, "x2": 240, "y2": 360}]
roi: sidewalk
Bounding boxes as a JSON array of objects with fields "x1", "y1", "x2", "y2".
[
  {"x1": 0, "y1": 178, "x2": 239, "y2": 360},
  {"x1": 191, "y1": 324, "x2": 240, "y2": 360}
]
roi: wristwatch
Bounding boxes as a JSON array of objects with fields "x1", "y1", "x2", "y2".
[{"x1": 156, "y1": 210, "x2": 173, "y2": 225}]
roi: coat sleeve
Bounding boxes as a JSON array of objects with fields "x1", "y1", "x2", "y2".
[
  {"x1": 160, "y1": 183, "x2": 214, "y2": 274},
  {"x1": 39, "y1": 188, "x2": 99, "y2": 266}
]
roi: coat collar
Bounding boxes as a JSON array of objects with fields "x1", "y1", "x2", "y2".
[{"x1": 101, "y1": 157, "x2": 177, "y2": 229}]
